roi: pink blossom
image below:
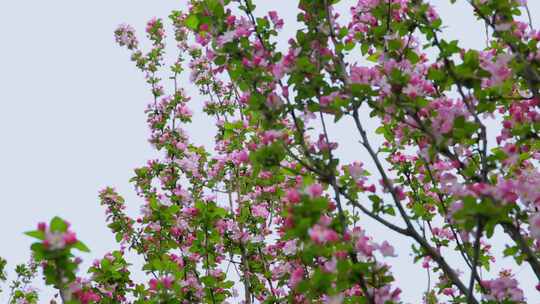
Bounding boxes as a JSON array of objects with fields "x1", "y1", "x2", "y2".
[
  {"x1": 114, "y1": 24, "x2": 138, "y2": 50},
  {"x1": 252, "y1": 204, "x2": 269, "y2": 218},
  {"x1": 323, "y1": 257, "x2": 337, "y2": 273},
  {"x1": 372, "y1": 285, "x2": 401, "y2": 304},
  {"x1": 199, "y1": 23, "x2": 209, "y2": 32},
  {"x1": 42, "y1": 225, "x2": 78, "y2": 251},
  {"x1": 63, "y1": 231, "x2": 78, "y2": 245},
  {"x1": 286, "y1": 188, "x2": 301, "y2": 203},
  {"x1": 308, "y1": 224, "x2": 339, "y2": 244},
  {"x1": 323, "y1": 294, "x2": 344, "y2": 304},
  {"x1": 514, "y1": 168, "x2": 540, "y2": 204},
  {"x1": 234, "y1": 19, "x2": 251, "y2": 38},
  {"x1": 442, "y1": 288, "x2": 455, "y2": 296},
  {"x1": 529, "y1": 212, "x2": 540, "y2": 240},
  {"x1": 217, "y1": 30, "x2": 235, "y2": 46},
  {"x1": 320, "y1": 92, "x2": 340, "y2": 107},
  {"x1": 353, "y1": 228, "x2": 375, "y2": 260},
  {"x1": 37, "y1": 222, "x2": 46, "y2": 231},
  {"x1": 480, "y1": 51, "x2": 513, "y2": 87},
  {"x1": 289, "y1": 267, "x2": 304, "y2": 288},
  {"x1": 283, "y1": 240, "x2": 297, "y2": 255},
  {"x1": 349, "y1": 65, "x2": 380, "y2": 85},
  {"x1": 272, "y1": 62, "x2": 286, "y2": 79},
  {"x1": 268, "y1": 11, "x2": 284, "y2": 29},
  {"x1": 266, "y1": 93, "x2": 284, "y2": 110},
  {"x1": 482, "y1": 274, "x2": 524, "y2": 302},
  {"x1": 306, "y1": 183, "x2": 324, "y2": 198},
  {"x1": 378, "y1": 241, "x2": 397, "y2": 257},
  {"x1": 429, "y1": 98, "x2": 469, "y2": 139},
  {"x1": 226, "y1": 15, "x2": 236, "y2": 26},
  {"x1": 426, "y1": 5, "x2": 439, "y2": 22},
  {"x1": 365, "y1": 184, "x2": 376, "y2": 192},
  {"x1": 232, "y1": 149, "x2": 249, "y2": 165},
  {"x1": 162, "y1": 276, "x2": 174, "y2": 289},
  {"x1": 494, "y1": 178, "x2": 518, "y2": 203},
  {"x1": 261, "y1": 130, "x2": 283, "y2": 145},
  {"x1": 149, "y1": 278, "x2": 159, "y2": 290},
  {"x1": 74, "y1": 289, "x2": 101, "y2": 304},
  {"x1": 347, "y1": 162, "x2": 365, "y2": 181}
]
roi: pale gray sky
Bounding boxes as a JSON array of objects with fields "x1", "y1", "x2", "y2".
[{"x1": 1, "y1": 1, "x2": 539, "y2": 303}]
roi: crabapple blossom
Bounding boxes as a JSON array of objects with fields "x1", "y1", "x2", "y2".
[{"x1": 9, "y1": 0, "x2": 540, "y2": 303}]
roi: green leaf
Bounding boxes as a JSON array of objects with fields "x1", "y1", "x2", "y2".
[
  {"x1": 387, "y1": 39, "x2": 401, "y2": 52},
  {"x1": 185, "y1": 14, "x2": 200, "y2": 30},
  {"x1": 50, "y1": 217, "x2": 67, "y2": 233},
  {"x1": 214, "y1": 55, "x2": 226, "y2": 66},
  {"x1": 25, "y1": 230, "x2": 45, "y2": 240},
  {"x1": 428, "y1": 68, "x2": 445, "y2": 82},
  {"x1": 30, "y1": 243, "x2": 45, "y2": 260},
  {"x1": 73, "y1": 241, "x2": 90, "y2": 253},
  {"x1": 367, "y1": 52, "x2": 380, "y2": 63}
]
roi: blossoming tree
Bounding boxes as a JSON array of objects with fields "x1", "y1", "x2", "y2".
[{"x1": 2, "y1": 0, "x2": 540, "y2": 303}]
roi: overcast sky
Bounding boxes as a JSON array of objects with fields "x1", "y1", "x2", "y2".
[{"x1": 1, "y1": 1, "x2": 539, "y2": 303}]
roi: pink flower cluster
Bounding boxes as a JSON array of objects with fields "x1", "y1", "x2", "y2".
[
  {"x1": 69, "y1": 278, "x2": 101, "y2": 304},
  {"x1": 114, "y1": 24, "x2": 138, "y2": 50},
  {"x1": 308, "y1": 215, "x2": 339, "y2": 245},
  {"x1": 481, "y1": 272, "x2": 524, "y2": 302},
  {"x1": 428, "y1": 98, "x2": 469, "y2": 139},
  {"x1": 479, "y1": 51, "x2": 513, "y2": 88},
  {"x1": 37, "y1": 221, "x2": 77, "y2": 251}
]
